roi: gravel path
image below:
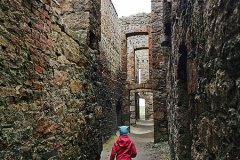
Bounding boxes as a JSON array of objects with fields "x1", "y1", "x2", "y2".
[{"x1": 100, "y1": 134, "x2": 171, "y2": 160}]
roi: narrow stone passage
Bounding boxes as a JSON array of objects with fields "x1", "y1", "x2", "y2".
[
  {"x1": 101, "y1": 119, "x2": 171, "y2": 160},
  {"x1": 1, "y1": 0, "x2": 239, "y2": 159}
]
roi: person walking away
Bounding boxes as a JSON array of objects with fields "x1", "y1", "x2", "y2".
[{"x1": 110, "y1": 126, "x2": 137, "y2": 160}]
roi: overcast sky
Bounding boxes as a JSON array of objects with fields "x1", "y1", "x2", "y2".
[{"x1": 111, "y1": 0, "x2": 151, "y2": 17}]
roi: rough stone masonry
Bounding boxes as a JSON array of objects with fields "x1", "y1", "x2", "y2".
[
  {"x1": 0, "y1": 0, "x2": 125, "y2": 159},
  {"x1": 99, "y1": 0, "x2": 124, "y2": 140},
  {"x1": 151, "y1": 0, "x2": 169, "y2": 143},
  {"x1": 0, "y1": 0, "x2": 103, "y2": 159},
  {"x1": 0, "y1": 0, "x2": 240, "y2": 159},
  {"x1": 165, "y1": 0, "x2": 240, "y2": 159},
  {"x1": 119, "y1": 13, "x2": 155, "y2": 127}
]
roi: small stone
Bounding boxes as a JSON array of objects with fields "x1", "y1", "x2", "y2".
[
  {"x1": 94, "y1": 106, "x2": 103, "y2": 119},
  {"x1": 53, "y1": 70, "x2": 68, "y2": 86},
  {"x1": 34, "y1": 118, "x2": 58, "y2": 138},
  {"x1": 70, "y1": 80, "x2": 82, "y2": 93}
]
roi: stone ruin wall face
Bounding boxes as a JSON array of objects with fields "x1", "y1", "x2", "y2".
[
  {"x1": 120, "y1": 13, "x2": 151, "y2": 83},
  {"x1": 120, "y1": 13, "x2": 151, "y2": 35},
  {"x1": 1, "y1": 1, "x2": 239, "y2": 159},
  {"x1": 56, "y1": 0, "x2": 101, "y2": 50},
  {"x1": 119, "y1": 13, "x2": 153, "y2": 124},
  {"x1": 166, "y1": 0, "x2": 240, "y2": 159},
  {"x1": 127, "y1": 35, "x2": 149, "y2": 83},
  {"x1": 0, "y1": 0, "x2": 103, "y2": 159},
  {"x1": 100, "y1": 0, "x2": 124, "y2": 139},
  {"x1": 151, "y1": 0, "x2": 168, "y2": 143},
  {"x1": 135, "y1": 49, "x2": 150, "y2": 84}
]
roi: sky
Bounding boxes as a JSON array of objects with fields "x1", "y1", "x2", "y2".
[{"x1": 111, "y1": 0, "x2": 151, "y2": 17}]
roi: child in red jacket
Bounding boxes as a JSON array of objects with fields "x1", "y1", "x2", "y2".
[{"x1": 110, "y1": 126, "x2": 137, "y2": 160}]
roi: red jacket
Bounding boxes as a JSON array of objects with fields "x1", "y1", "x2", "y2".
[{"x1": 110, "y1": 136, "x2": 137, "y2": 160}]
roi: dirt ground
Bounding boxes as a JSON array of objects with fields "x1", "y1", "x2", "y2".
[{"x1": 100, "y1": 134, "x2": 171, "y2": 160}]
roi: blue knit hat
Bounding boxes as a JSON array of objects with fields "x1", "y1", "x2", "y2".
[{"x1": 118, "y1": 126, "x2": 129, "y2": 135}]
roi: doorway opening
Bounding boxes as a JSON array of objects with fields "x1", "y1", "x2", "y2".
[
  {"x1": 116, "y1": 101, "x2": 122, "y2": 126},
  {"x1": 139, "y1": 98, "x2": 146, "y2": 120}
]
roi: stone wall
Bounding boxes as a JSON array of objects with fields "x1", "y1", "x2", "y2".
[
  {"x1": 135, "y1": 49, "x2": 149, "y2": 83},
  {"x1": 120, "y1": 13, "x2": 151, "y2": 82},
  {"x1": 100, "y1": 0, "x2": 124, "y2": 139},
  {"x1": 101, "y1": 0, "x2": 121, "y2": 75},
  {"x1": 0, "y1": 0, "x2": 102, "y2": 159},
  {"x1": 120, "y1": 13, "x2": 151, "y2": 35},
  {"x1": 151, "y1": 0, "x2": 168, "y2": 143},
  {"x1": 119, "y1": 13, "x2": 153, "y2": 125},
  {"x1": 127, "y1": 35, "x2": 149, "y2": 82},
  {"x1": 56, "y1": 0, "x2": 101, "y2": 50},
  {"x1": 167, "y1": 0, "x2": 240, "y2": 159}
]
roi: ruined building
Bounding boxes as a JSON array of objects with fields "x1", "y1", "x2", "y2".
[
  {"x1": 165, "y1": 0, "x2": 240, "y2": 159},
  {"x1": 0, "y1": 0, "x2": 239, "y2": 159}
]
